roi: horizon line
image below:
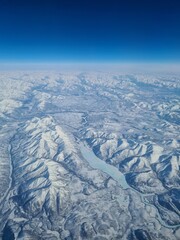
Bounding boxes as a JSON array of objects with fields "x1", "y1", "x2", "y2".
[{"x1": 0, "y1": 61, "x2": 180, "y2": 72}]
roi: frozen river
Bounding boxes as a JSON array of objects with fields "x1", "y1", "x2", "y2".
[{"x1": 80, "y1": 142, "x2": 129, "y2": 190}]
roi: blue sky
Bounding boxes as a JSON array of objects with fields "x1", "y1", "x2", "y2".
[{"x1": 0, "y1": 0, "x2": 180, "y2": 63}]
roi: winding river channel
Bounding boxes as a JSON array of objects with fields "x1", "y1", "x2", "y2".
[{"x1": 79, "y1": 141, "x2": 180, "y2": 229}]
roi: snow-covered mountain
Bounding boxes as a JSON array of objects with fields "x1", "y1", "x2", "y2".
[{"x1": 0, "y1": 71, "x2": 179, "y2": 239}]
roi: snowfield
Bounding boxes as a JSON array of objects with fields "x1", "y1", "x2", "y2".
[{"x1": 0, "y1": 70, "x2": 179, "y2": 240}]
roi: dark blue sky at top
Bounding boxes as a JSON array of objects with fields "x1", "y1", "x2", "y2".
[{"x1": 0, "y1": 0, "x2": 180, "y2": 63}]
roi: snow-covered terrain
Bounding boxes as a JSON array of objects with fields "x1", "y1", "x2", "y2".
[{"x1": 0, "y1": 70, "x2": 179, "y2": 239}]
